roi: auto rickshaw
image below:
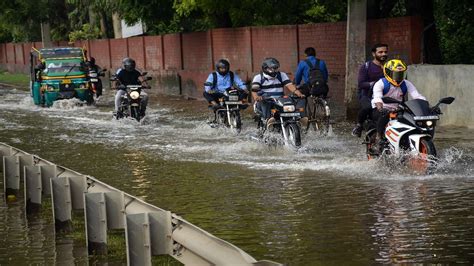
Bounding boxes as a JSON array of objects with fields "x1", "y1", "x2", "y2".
[{"x1": 30, "y1": 47, "x2": 93, "y2": 106}]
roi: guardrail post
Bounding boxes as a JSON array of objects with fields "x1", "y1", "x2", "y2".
[
  {"x1": 149, "y1": 211, "x2": 173, "y2": 255},
  {"x1": 3, "y1": 155, "x2": 33, "y2": 197},
  {"x1": 0, "y1": 146, "x2": 12, "y2": 172},
  {"x1": 51, "y1": 176, "x2": 73, "y2": 232},
  {"x1": 85, "y1": 192, "x2": 108, "y2": 255},
  {"x1": 126, "y1": 213, "x2": 152, "y2": 266},
  {"x1": 24, "y1": 165, "x2": 42, "y2": 214},
  {"x1": 68, "y1": 175, "x2": 87, "y2": 210},
  {"x1": 105, "y1": 191, "x2": 125, "y2": 229},
  {"x1": 40, "y1": 165, "x2": 57, "y2": 195}
]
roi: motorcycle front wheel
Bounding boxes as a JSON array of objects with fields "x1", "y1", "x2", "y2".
[
  {"x1": 408, "y1": 138, "x2": 437, "y2": 174},
  {"x1": 131, "y1": 106, "x2": 141, "y2": 121},
  {"x1": 285, "y1": 123, "x2": 301, "y2": 147},
  {"x1": 229, "y1": 111, "x2": 242, "y2": 132}
]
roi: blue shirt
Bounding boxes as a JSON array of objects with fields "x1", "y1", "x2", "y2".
[
  {"x1": 294, "y1": 56, "x2": 328, "y2": 86},
  {"x1": 204, "y1": 72, "x2": 247, "y2": 93}
]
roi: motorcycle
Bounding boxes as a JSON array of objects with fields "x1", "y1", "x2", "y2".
[
  {"x1": 111, "y1": 73, "x2": 152, "y2": 122},
  {"x1": 364, "y1": 96, "x2": 455, "y2": 174},
  {"x1": 256, "y1": 94, "x2": 303, "y2": 147},
  {"x1": 210, "y1": 88, "x2": 247, "y2": 132},
  {"x1": 87, "y1": 67, "x2": 106, "y2": 98}
]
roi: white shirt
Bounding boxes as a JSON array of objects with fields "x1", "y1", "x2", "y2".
[{"x1": 372, "y1": 79, "x2": 426, "y2": 111}]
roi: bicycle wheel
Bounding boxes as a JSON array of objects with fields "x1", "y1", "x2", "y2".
[{"x1": 311, "y1": 98, "x2": 330, "y2": 135}]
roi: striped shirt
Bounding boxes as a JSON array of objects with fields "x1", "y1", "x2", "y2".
[{"x1": 251, "y1": 72, "x2": 291, "y2": 97}]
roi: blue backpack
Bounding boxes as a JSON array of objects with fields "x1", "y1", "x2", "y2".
[{"x1": 381, "y1": 77, "x2": 407, "y2": 97}]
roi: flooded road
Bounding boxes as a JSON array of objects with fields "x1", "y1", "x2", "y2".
[{"x1": 1, "y1": 87, "x2": 473, "y2": 264}]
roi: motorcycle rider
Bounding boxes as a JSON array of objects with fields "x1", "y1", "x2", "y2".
[
  {"x1": 352, "y1": 43, "x2": 388, "y2": 137},
  {"x1": 114, "y1": 57, "x2": 149, "y2": 118},
  {"x1": 252, "y1": 57, "x2": 305, "y2": 128},
  {"x1": 372, "y1": 59, "x2": 426, "y2": 152},
  {"x1": 203, "y1": 59, "x2": 248, "y2": 114},
  {"x1": 85, "y1": 57, "x2": 103, "y2": 99}
]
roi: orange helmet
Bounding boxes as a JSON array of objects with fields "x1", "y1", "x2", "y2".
[{"x1": 383, "y1": 59, "x2": 407, "y2": 86}]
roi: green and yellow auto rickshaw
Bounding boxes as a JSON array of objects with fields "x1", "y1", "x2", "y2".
[{"x1": 30, "y1": 47, "x2": 94, "y2": 106}]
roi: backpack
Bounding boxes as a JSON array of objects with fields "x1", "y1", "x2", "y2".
[
  {"x1": 381, "y1": 77, "x2": 408, "y2": 98},
  {"x1": 304, "y1": 59, "x2": 328, "y2": 96},
  {"x1": 211, "y1": 71, "x2": 234, "y2": 90}
]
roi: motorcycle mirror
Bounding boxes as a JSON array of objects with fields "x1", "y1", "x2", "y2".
[
  {"x1": 439, "y1": 97, "x2": 455, "y2": 105},
  {"x1": 381, "y1": 97, "x2": 401, "y2": 104},
  {"x1": 102, "y1": 68, "x2": 107, "y2": 72},
  {"x1": 141, "y1": 71, "x2": 148, "y2": 76},
  {"x1": 146, "y1": 76, "x2": 152, "y2": 81}
]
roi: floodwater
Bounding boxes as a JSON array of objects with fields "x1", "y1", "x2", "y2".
[{"x1": 0, "y1": 87, "x2": 473, "y2": 265}]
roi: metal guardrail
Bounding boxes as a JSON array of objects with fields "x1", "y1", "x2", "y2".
[{"x1": 0, "y1": 142, "x2": 281, "y2": 266}]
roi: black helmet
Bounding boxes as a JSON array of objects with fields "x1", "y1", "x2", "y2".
[
  {"x1": 215, "y1": 59, "x2": 230, "y2": 76},
  {"x1": 122, "y1": 57, "x2": 136, "y2": 72},
  {"x1": 262, "y1": 57, "x2": 280, "y2": 77}
]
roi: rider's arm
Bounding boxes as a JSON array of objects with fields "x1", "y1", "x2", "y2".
[
  {"x1": 320, "y1": 60, "x2": 329, "y2": 83},
  {"x1": 281, "y1": 72, "x2": 304, "y2": 97},
  {"x1": 358, "y1": 63, "x2": 372, "y2": 93},
  {"x1": 405, "y1": 80, "x2": 426, "y2": 100},
  {"x1": 294, "y1": 61, "x2": 305, "y2": 85},
  {"x1": 203, "y1": 73, "x2": 214, "y2": 92},
  {"x1": 251, "y1": 75, "x2": 262, "y2": 101},
  {"x1": 233, "y1": 74, "x2": 248, "y2": 92},
  {"x1": 372, "y1": 79, "x2": 384, "y2": 111}
]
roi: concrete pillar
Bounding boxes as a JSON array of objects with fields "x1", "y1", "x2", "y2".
[{"x1": 344, "y1": 0, "x2": 367, "y2": 120}]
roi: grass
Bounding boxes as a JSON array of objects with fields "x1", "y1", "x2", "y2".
[{"x1": 0, "y1": 70, "x2": 30, "y2": 88}]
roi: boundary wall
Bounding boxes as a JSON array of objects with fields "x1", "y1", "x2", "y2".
[{"x1": 0, "y1": 16, "x2": 422, "y2": 108}]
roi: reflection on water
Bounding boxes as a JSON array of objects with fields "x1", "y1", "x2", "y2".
[{"x1": 0, "y1": 88, "x2": 473, "y2": 264}]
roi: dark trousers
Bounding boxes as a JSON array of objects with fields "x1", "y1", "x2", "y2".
[
  {"x1": 372, "y1": 108, "x2": 390, "y2": 135},
  {"x1": 299, "y1": 83, "x2": 328, "y2": 98},
  {"x1": 357, "y1": 96, "x2": 372, "y2": 125}
]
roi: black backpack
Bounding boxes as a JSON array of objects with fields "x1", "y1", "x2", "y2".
[{"x1": 304, "y1": 59, "x2": 328, "y2": 96}]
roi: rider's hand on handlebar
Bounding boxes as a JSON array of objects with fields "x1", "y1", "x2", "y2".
[
  {"x1": 254, "y1": 96, "x2": 263, "y2": 102},
  {"x1": 294, "y1": 90, "x2": 304, "y2": 98}
]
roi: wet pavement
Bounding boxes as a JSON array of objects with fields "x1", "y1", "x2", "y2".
[{"x1": 0, "y1": 86, "x2": 473, "y2": 264}]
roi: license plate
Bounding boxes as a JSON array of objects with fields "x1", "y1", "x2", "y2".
[
  {"x1": 413, "y1": 115, "x2": 439, "y2": 120},
  {"x1": 229, "y1": 96, "x2": 239, "y2": 101},
  {"x1": 62, "y1": 79, "x2": 71, "y2": 84},
  {"x1": 280, "y1": 112, "x2": 300, "y2": 117},
  {"x1": 90, "y1": 78, "x2": 99, "y2": 82},
  {"x1": 225, "y1": 101, "x2": 242, "y2": 105}
]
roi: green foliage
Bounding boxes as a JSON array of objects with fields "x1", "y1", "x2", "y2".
[
  {"x1": 435, "y1": 0, "x2": 474, "y2": 64},
  {"x1": 68, "y1": 23, "x2": 101, "y2": 42}
]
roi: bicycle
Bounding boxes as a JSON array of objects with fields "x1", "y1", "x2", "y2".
[{"x1": 305, "y1": 95, "x2": 331, "y2": 135}]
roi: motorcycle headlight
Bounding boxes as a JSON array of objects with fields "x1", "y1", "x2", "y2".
[
  {"x1": 130, "y1": 91, "x2": 140, "y2": 100},
  {"x1": 426, "y1": 120, "x2": 433, "y2": 127},
  {"x1": 283, "y1": 105, "x2": 295, "y2": 112}
]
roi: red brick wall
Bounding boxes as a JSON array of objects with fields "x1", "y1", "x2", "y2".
[
  {"x1": 89, "y1": 39, "x2": 111, "y2": 69},
  {"x1": 6, "y1": 43, "x2": 15, "y2": 63},
  {"x1": 251, "y1": 25, "x2": 298, "y2": 77},
  {"x1": 0, "y1": 44, "x2": 5, "y2": 64},
  {"x1": 144, "y1": 36, "x2": 163, "y2": 70},
  {"x1": 1, "y1": 16, "x2": 423, "y2": 105},
  {"x1": 212, "y1": 28, "x2": 252, "y2": 73},
  {"x1": 128, "y1": 37, "x2": 145, "y2": 70},
  {"x1": 182, "y1": 31, "x2": 212, "y2": 71},
  {"x1": 163, "y1": 34, "x2": 182, "y2": 70}
]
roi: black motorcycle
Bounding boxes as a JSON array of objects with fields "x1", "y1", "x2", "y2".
[
  {"x1": 87, "y1": 67, "x2": 106, "y2": 98},
  {"x1": 257, "y1": 94, "x2": 302, "y2": 147},
  {"x1": 111, "y1": 73, "x2": 152, "y2": 122},
  {"x1": 210, "y1": 88, "x2": 247, "y2": 132}
]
